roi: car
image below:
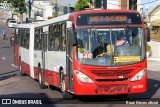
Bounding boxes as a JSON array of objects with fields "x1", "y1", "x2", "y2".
[
  {"x1": 7, "y1": 20, "x2": 17, "y2": 28},
  {"x1": 6, "y1": 18, "x2": 16, "y2": 26}
]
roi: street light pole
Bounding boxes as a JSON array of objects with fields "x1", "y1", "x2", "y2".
[{"x1": 28, "y1": 0, "x2": 32, "y2": 20}]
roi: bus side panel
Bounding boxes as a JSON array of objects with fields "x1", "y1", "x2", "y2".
[
  {"x1": 21, "y1": 61, "x2": 30, "y2": 75},
  {"x1": 14, "y1": 45, "x2": 19, "y2": 66},
  {"x1": 34, "y1": 67, "x2": 39, "y2": 80},
  {"x1": 45, "y1": 70, "x2": 59, "y2": 87},
  {"x1": 45, "y1": 51, "x2": 66, "y2": 88},
  {"x1": 53, "y1": 72, "x2": 60, "y2": 87}
]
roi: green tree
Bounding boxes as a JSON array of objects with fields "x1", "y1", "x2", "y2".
[
  {"x1": 0, "y1": 0, "x2": 5, "y2": 3},
  {"x1": 74, "y1": 0, "x2": 91, "y2": 12},
  {"x1": 7, "y1": 0, "x2": 26, "y2": 22}
]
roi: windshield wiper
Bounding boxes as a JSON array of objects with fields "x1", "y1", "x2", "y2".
[
  {"x1": 117, "y1": 25, "x2": 129, "y2": 40},
  {"x1": 91, "y1": 26, "x2": 103, "y2": 46}
]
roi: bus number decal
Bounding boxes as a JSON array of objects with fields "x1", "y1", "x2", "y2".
[{"x1": 80, "y1": 53, "x2": 93, "y2": 59}]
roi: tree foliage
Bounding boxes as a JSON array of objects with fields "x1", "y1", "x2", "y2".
[
  {"x1": 74, "y1": 0, "x2": 91, "y2": 12},
  {"x1": 7, "y1": 0, "x2": 26, "y2": 14},
  {"x1": 0, "y1": 0, "x2": 5, "y2": 3}
]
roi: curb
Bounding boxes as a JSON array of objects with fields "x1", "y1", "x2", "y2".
[{"x1": 147, "y1": 57, "x2": 160, "y2": 61}]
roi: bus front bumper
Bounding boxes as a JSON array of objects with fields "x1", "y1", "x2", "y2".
[{"x1": 74, "y1": 74, "x2": 147, "y2": 95}]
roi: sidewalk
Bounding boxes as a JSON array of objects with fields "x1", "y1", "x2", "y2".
[{"x1": 147, "y1": 57, "x2": 160, "y2": 72}]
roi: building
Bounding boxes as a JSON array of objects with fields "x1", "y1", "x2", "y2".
[
  {"x1": 93, "y1": 0, "x2": 142, "y2": 14},
  {"x1": 147, "y1": 5, "x2": 160, "y2": 27},
  {"x1": 53, "y1": 0, "x2": 76, "y2": 16},
  {"x1": 54, "y1": 0, "x2": 143, "y2": 17},
  {"x1": 25, "y1": 0, "x2": 53, "y2": 21},
  {"x1": 25, "y1": 0, "x2": 143, "y2": 21}
]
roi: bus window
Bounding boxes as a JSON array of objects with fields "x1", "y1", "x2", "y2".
[
  {"x1": 34, "y1": 28, "x2": 43, "y2": 50},
  {"x1": 48, "y1": 25, "x2": 54, "y2": 51},
  {"x1": 60, "y1": 23, "x2": 66, "y2": 51},
  {"x1": 54, "y1": 24, "x2": 60, "y2": 51},
  {"x1": 26, "y1": 29, "x2": 30, "y2": 49}
]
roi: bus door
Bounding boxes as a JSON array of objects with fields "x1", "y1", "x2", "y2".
[
  {"x1": 42, "y1": 32, "x2": 47, "y2": 81},
  {"x1": 66, "y1": 28, "x2": 75, "y2": 90}
]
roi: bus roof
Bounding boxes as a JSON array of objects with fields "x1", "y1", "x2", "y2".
[
  {"x1": 15, "y1": 23, "x2": 35, "y2": 29},
  {"x1": 34, "y1": 14, "x2": 70, "y2": 28},
  {"x1": 71, "y1": 9, "x2": 140, "y2": 15}
]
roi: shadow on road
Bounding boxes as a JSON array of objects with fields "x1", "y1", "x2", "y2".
[
  {"x1": 0, "y1": 76, "x2": 159, "y2": 104},
  {"x1": 0, "y1": 46, "x2": 12, "y2": 49},
  {"x1": 0, "y1": 70, "x2": 18, "y2": 81}
]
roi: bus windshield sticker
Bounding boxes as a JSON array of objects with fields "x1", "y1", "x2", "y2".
[
  {"x1": 80, "y1": 53, "x2": 93, "y2": 59},
  {"x1": 78, "y1": 48, "x2": 86, "y2": 52},
  {"x1": 114, "y1": 56, "x2": 140, "y2": 63},
  {"x1": 98, "y1": 58, "x2": 106, "y2": 64}
]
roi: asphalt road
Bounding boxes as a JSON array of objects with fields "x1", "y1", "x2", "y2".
[{"x1": 0, "y1": 20, "x2": 160, "y2": 107}]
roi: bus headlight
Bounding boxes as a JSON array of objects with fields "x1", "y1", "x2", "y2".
[
  {"x1": 131, "y1": 69, "x2": 146, "y2": 82},
  {"x1": 74, "y1": 70, "x2": 93, "y2": 83}
]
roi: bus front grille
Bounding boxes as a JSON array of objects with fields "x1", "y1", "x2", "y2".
[{"x1": 91, "y1": 69, "x2": 132, "y2": 76}]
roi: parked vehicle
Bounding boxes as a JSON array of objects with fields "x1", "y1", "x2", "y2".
[
  {"x1": 6, "y1": 18, "x2": 16, "y2": 26},
  {"x1": 7, "y1": 20, "x2": 17, "y2": 28}
]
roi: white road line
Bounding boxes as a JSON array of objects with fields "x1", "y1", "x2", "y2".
[
  {"x1": 11, "y1": 64, "x2": 16, "y2": 67},
  {"x1": 2, "y1": 57, "x2": 6, "y2": 60}
]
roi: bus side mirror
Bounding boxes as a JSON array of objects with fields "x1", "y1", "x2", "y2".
[{"x1": 145, "y1": 28, "x2": 150, "y2": 42}]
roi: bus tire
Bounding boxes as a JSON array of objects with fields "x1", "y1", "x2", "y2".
[
  {"x1": 38, "y1": 66, "x2": 47, "y2": 89},
  {"x1": 19, "y1": 60, "x2": 26, "y2": 76},
  {"x1": 60, "y1": 71, "x2": 73, "y2": 99}
]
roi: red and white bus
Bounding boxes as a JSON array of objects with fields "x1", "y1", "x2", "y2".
[
  {"x1": 14, "y1": 9, "x2": 150, "y2": 99},
  {"x1": 14, "y1": 23, "x2": 35, "y2": 77}
]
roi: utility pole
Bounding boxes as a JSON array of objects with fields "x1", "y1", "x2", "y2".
[
  {"x1": 28, "y1": 0, "x2": 32, "y2": 20},
  {"x1": 54, "y1": 0, "x2": 58, "y2": 17}
]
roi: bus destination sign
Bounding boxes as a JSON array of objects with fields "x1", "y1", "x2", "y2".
[
  {"x1": 89, "y1": 15, "x2": 127, "y2": 23},
  {"x1": 76, "y1": 13, "x2": 142, "y2": 26}
]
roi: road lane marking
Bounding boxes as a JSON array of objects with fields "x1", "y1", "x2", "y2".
[
  {"x1": 2, "y1": 57, "x2": 6, "y2": 60},
  {"x1": 11, "y1": 64, "x2": 18, "y2": 68},
  {"x1": 11, "y1": 64, "x2": 16, "y2": 67}
]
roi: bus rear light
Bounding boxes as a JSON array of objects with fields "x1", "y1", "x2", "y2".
[
  {"x1": 130, "y1": 69, "x2": 146, "y2": 82},
  {"x1": 74, "y1": 70, "x2": 94, "y2": 83}
]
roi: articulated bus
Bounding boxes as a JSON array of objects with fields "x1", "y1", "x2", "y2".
[{"x1": 14, "y1": 9, "x2": 150, "y2": 99}]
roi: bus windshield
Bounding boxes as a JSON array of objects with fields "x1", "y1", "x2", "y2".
[{"x1": 76, "y1": 28, "x2": 145, "y2": 66}]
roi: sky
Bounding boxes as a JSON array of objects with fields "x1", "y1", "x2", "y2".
[
  {"x1": 141, "y1": 0, "x2": 160, "y2": 15},
  {"x1": 57, "y1": 0, "x2": 77, "y2": 7}
]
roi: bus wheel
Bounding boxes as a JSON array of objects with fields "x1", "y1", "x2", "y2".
[
  {"x1": 38, "y1": 66, "x2": 47, "y2": 89},
  {"x1": 19, "y1": 61, "x2": 26, "y2": 76},
  {"x1": 60, "y1": 72, "x2": 73, "y2": 99}
]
